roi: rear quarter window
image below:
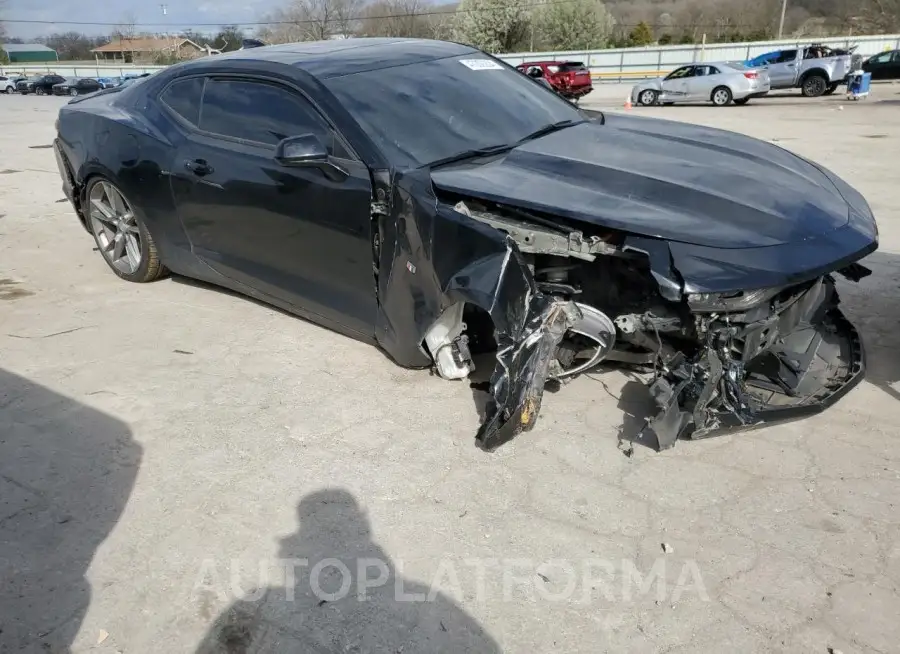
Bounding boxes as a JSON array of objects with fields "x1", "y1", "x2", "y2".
[{"x1": 160, "y1": 77, "x2": 205, "y2": 126}]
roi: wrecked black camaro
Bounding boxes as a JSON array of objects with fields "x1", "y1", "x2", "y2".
[{"x1": 53, "y1": 38, "x2": 877, "y2": 451}]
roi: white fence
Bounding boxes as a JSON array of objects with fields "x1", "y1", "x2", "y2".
[
  {"x1": 498, "y1": 33, "x2": 900, "y2": 81},
  {"x1": 0, "y1": 62, "x2": 165, "y2": 77},
  {"x1": 3, "y1": 33, "x2": 899, "y2": 82}
]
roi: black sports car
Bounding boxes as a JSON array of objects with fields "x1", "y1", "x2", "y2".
[
  {"x1": 53, "y1": 38, "x2": 878, "y2": 451},
  {"x1": 52, "y1": 77, "x2": 102, "y2": 96}
]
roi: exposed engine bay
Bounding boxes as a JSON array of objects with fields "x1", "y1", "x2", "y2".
[{"x1": 424, "y1": 199, "x2": 869, "y2": 451}]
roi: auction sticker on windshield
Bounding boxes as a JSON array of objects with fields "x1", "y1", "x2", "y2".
[{"x1": 459, "y1": 59, "x2": 504, "y2": 70}]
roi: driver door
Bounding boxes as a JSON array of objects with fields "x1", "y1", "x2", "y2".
[
  {"x1": 661, "y1": 66, "x2": 693, "y2": 99},
  {"x1": 167, "y1": 75, "x2": 377, "y2": 338}
]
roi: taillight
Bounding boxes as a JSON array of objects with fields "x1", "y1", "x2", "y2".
[{"x1": 744, "y1": 72, "x2": 758, "y2": 79}]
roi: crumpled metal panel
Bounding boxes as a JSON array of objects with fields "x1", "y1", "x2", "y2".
[
  {"x1": 372, "y1": 170, "x2": 577, "y2": 448},
  {"x1": 476, "y1": 292, "x2": 577, "y2": 450}
]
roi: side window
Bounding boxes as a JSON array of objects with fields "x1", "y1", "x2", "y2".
[
  {"x1": 873, "y1": 52, "x2": 892, "y2": 64},
  {"x1": 707, "y1": 66, "x2": 720, "y2": 75},
  {"x1": 200, "y1": 78, "x2": 328, "y2": 147},
  {"x1": 893, "y1": 51, "x2": 900, "y2": 62},
  {"x1": 160, "y1": 77, "x2": 204, "y2": 126},
  {"x1": 777, "y1": 50, "x2": 797, "y2": 64}
]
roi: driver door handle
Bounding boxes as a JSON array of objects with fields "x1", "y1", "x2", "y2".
[{"x1": 185, "y1": 159, "x2": 214, "y2": 176}]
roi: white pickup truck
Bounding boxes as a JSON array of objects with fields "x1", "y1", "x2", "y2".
[{"x1": 746, "y1": 44, "x2": 860, "y2": 97}]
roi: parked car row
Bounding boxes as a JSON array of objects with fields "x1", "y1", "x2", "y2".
[
  {"x1": 627, "y1": 44, "x2": 900, "y2": 107},
  {"x1": 0, "y1": 72, "x2": 153, "y2": 97}
]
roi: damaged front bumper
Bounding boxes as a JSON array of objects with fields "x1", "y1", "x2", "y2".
[
  {"x1": 639, "y1": 276, "x2": 865, "y2": 451},
  {"x1": 477, "y1": 297, "x2": 578, "y2": 451}
]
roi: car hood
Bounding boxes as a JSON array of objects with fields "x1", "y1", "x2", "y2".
[{"x1": 430, "y1": 115, "x2": 852, "y2": 249}]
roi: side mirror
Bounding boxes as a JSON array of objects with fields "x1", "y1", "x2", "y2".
[
  {"x1": 274, "y1": 134, "x2": 348, "y2": 181},
  {"x1": 275, "y1": 133, "x2": 329, "y2": 166}
]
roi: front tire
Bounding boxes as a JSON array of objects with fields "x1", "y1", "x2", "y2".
[
  {"x1": 85, "y1": 178, "x2": 167, "y2": 283},
  {"x1": 638, "y1": 89, "x2": 658, "y2": 106},
  {"x1": 711, "y1": 86, "x2": 732, "y2": 106},
  {"x1": 802, "y1": 74, "x2": 828, "y2": 97},
  {"x1": 36, "y1": 87, "x2": 45, "y2": 96},
  {"x1": 69, "y1": 88, "x2": 78, "y2": 96}
]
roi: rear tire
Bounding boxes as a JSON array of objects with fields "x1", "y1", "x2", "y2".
[
  {"x1": 85, "y1": 177, "x2": 168, "y2": 283},
  {"x1": 711, "y1": 86, "x2": 732, "y2": 106},
  {"x1": 638, "y1": 89, "x2": 658, "y2": 106},
  {"x1": 734, "y1": 98, "x2": 750, "y2": 105},
  {"x1": 802, "y1": 74, "x2": 828, "y2": 97}
]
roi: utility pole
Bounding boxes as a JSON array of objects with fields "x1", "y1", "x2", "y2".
[{"x1": 777, "y1": 0, "x2": 788, "y2": 40}]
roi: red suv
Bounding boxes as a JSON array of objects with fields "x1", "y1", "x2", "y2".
[{"x1": 516, "y1": 61, "x2": 593, "y2": 100}]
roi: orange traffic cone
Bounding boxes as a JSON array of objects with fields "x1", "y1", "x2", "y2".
[{"x1": 624, "y1": 95, "x2": 633, "y2": 110}]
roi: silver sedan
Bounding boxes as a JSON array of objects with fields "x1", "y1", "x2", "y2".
[{"x1": 631, "y1": 62, "x2": 771, "y2": 107}]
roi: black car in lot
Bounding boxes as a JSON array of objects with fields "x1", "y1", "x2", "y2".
[
  {"x1": 862, "y1": 49, "x2": 900, "y2": 80},
  {"x1": 18, "y1": 74, "x2": 66, "y2": 95},
  {"x1": 52, "y1": 77, "x2": 102, "y2": 96},
  {"x1": 53, "y1": 38, "x2": 878, "y2": 451}
]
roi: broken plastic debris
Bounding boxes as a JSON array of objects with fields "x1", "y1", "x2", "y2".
[
  {"x1": 97, "y1": 629, "x2": 109, "y2": 644},
  {"x1": 661, "y1": 542, "x2": 674, "y2": 554}
]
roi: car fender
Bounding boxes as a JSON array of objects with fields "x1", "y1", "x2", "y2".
[
  {"x1": 373, "y1": 170, "x2": 577, "y2": 450},
  {"x1": 800, "y1": 66, "x2": 831, "y2": 83}
]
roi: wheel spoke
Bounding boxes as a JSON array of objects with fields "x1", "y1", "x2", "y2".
[
  {"x1": 112, "y1": 233, "x2": 125, "y2": 261},
  {"x1": 107, "y1": 185, "x2": 125, "y2": 216},
  {"x1": 90, "y1": 198, "x2": 116, "y2": 222},
  {"x1": 124, "y1": 235, "x2": 140, "y2": 271}
]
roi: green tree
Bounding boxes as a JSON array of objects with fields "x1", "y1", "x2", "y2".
[
  {"x1": 535, "y1": 0, "x2": 615, "y2": 51},
  {"x1": 211, "y1": 25, "x2": 245, "y2": 51},
  {"x1": 657, "y1": 33, "x2": 673, "y2": 45},
  {"x1": 627, "y1": 21, "x2": 653, "y2": 46},
  {"x1": 453, "y1": 0, "x2": 531, "y2": 53}
]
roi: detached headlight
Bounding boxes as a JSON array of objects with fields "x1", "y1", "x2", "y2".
[{"x1": 687, "y1": 287, "x2": 781, "y2": 312}]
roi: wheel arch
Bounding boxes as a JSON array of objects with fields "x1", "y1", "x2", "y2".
[{"x1": 800, "y1": 67, "x2": 830, "y2": 84}]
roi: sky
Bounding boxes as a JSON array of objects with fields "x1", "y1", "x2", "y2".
[{"x1": 3, "y1": 0, "x2": 280, "y2": 39}]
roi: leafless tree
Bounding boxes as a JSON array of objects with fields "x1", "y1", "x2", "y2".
[
  {"x1": 112, "y1": 11, "x2": 138, "y2": 62},
  {"x1": 359, "y1": 0, "x2": 432, "y2": 38},
  {"x1": 0, "y1": 0, "x2": 8, "y2": 45},
  {"x1": 258, "y1": 0, "x2": 362, "y2": 42}
]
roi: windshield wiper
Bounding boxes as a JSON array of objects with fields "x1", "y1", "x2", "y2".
[
  {"x1": 517, "y1": 119, "x2": 582, "y2": 145},
  {"x1": 427, "y1": 143, "x2": 513, "y2": 169}
]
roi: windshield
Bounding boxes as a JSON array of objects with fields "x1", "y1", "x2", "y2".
[{"x1": 325, "y1": 54, "x2": 584, "y2": 168}]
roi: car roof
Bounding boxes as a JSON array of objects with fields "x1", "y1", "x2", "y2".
[{"x1": 176, "y1": 38, "x2": 479, "y2": 80}]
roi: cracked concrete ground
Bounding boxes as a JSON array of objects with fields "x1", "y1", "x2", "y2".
[{"x1": 1, "y1": 84, "x2": 900, "y2": 654}]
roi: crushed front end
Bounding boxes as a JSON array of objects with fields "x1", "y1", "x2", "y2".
[
  {"x1": 640, "y1": 271, "x2": 867, "y2": 450},
  {"x1": 425, "y1": 197, "x2": 875, "y2": 452}
]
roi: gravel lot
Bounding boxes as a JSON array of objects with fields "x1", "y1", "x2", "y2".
[{"x1": 2, "y1": 85, "x2": 900, "y2": 654}]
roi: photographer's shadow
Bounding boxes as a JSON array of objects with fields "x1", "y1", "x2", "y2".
[{"x1": 195, "y1": 489, "x2": 500, "y2": 653}]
